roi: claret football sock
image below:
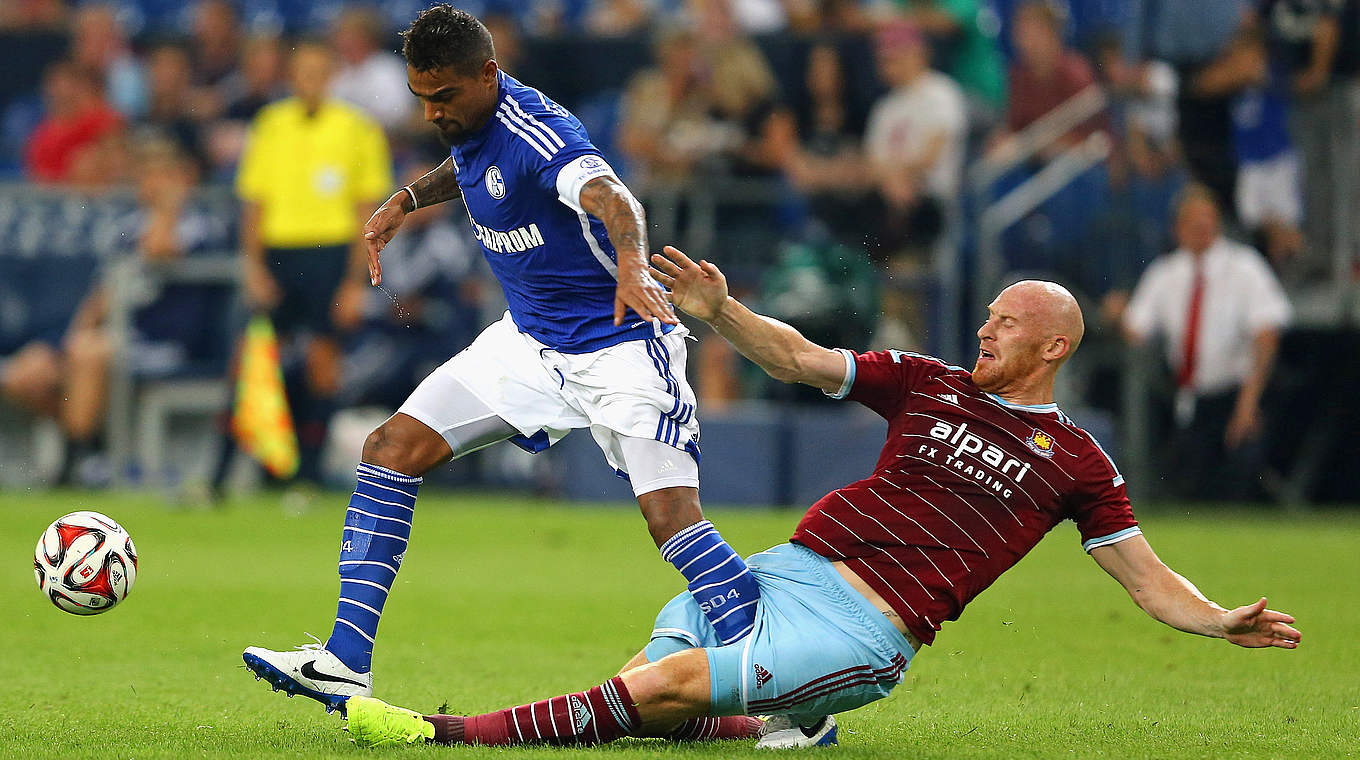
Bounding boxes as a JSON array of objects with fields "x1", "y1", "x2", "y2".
[
  {"x1": 661, "y1": 520, "x2": 761, "y2": 644},
  {"x1": 324, "y1": 463, "x2": 421, "y2": 673},
  {"x1": 424, "y1": 676, "x2": 641, "y2": 746}
]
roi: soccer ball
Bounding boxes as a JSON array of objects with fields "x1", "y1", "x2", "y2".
[{"x1": 33, "y1": 511, "x2": 138, "y2": 615}]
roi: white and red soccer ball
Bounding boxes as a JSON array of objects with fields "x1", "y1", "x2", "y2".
[{"x1": 34, "y1": 511, "x2": 138, "y2": 615}]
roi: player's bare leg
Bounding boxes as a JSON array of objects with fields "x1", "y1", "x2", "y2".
[
  {"x1": 636, "y1": 486, "x2": 704, "y2": 547},
  {"x1": 610, "y1": 648, "x2": 763, "y2": 741},
  {"x1": 1, "y1": 341, "x2": 62, "y2": 417},
  {"x1": 615, "y1": 646, "x2": 832, "y2": 747},
  {"x1": 360, "y1": 412, "x2": 455, "y2": 474}
]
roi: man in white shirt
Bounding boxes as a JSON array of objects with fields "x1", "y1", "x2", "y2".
[
  {"x1": 329, "y1": 6, "x2": 416, "y2": 132},
  {"x1": 1122, "y1": 184, "x2": 1291, "y2": 500},
  {"x1": 858, "y1": 21, "x2": 967, "y2": 349},
  {"x1": 863, "y1": 20, "x2": 968, "y2": 263}
]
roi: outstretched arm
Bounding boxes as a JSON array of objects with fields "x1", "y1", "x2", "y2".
[
  {"x1": 579, "y1": 175, "x2": 676, "y2": 327},
  {"x1": 650, "y1": 245, "x2": 847, "y2": 394},
  {"x1": 1090, "y1": 535, "x2": 1300, "y2": 649},
  {"x1": 362, "y1": 157, "x2": 462, "y2": 286}
]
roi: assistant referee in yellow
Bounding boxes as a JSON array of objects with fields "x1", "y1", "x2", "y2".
[{"x1": 235, "y1": 39, "x2": 393, "y2": 485}]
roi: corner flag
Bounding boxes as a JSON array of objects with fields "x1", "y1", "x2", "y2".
[{"x1": 231, "y1": 316, "x2": 299, "y2": 479}]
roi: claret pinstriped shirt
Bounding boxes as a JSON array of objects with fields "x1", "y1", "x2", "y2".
[{"x1": 792, "y1": 350, "x2": 1140, "y2": 647}]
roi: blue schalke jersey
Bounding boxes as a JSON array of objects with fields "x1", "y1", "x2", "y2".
[{"x1": 447, "y1": 71, "x2": 670, "y2": 353}]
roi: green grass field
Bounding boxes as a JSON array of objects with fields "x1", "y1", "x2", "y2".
[{"x1": 1, "y1": 490, "x2": 1356, "y2": 759}]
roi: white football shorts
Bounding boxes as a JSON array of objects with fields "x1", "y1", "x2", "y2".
[
  {"x1": 399, "y1": 311, "x2": 700, "y2": 495},
  {"x1": 1237, "y1": 150, "x2": 1302, "y2": 227}
]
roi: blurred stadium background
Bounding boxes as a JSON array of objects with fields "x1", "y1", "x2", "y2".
[{"x1": 1, "y1": 0, "x2": 1358, "y2": 504}]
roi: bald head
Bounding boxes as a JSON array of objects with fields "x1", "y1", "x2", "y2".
[
  {"x1": 973, "y1": 280, "x2": 1085, "y2": 402},
  {"x1": 999, "y1": 280, "x2": 1085, "y2": 362}
]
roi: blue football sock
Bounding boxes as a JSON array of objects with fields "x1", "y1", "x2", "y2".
[
  {"x1": 324, "y1": 463, "x2": 420, "y2": 673},
  {"x1": 660, "y1": 520, "x2": 760, "y2": 644}
]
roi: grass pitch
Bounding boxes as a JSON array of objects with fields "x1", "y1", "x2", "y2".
[{"x1": 0, "y1": 490, "x2": 1355, "y2": 759}]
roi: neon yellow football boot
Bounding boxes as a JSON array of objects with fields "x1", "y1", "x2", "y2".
[{"x1": 345, "y1": 696, "x2": 435, "y2": 748}]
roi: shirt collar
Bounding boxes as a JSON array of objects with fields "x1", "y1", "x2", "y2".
[{"x1": 984, "y1": 392, "x2": 1061, "y2": 414}]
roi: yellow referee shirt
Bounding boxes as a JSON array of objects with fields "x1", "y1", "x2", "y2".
[{"x1": 236, "y1": 98, "x2": 393, "y2": 248}]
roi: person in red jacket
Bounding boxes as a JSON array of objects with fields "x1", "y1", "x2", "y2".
[{"x1": 25, "y1": 60, "x2": 124, "y2": 184}]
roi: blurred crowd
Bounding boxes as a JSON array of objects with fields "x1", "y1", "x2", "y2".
[{"x1": 2, "y1": 0, "x2": 1356, "y2": 499}]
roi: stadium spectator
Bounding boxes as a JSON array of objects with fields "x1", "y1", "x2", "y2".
[
  {"x1": 1094, "y1": 34, "x2": 1180, "y2": 182},
  {"x1": 1254, "y1": 0, "x2": 1353, "y2": 280},
  {"x1": 584, "y1": 0, "x2": 654, "y2": 37},
  {"x1": 890, "y1": 0, "x2": 1006, "y2": 124},
  {"x1": 475, "y1": 13, "x2": 551, "y2": 108},
  {"x1": 242, "y1": 8, "x2": 764, "y2": 715},
  {"x1": 205, "y1": 34, "x2": 287, "y2": 175},
  {"x1": 796, "y1": 42, "x2": 863, "y2": 163},
  {"x1": 995, "y1": 0, "x2": 1104, "y2": 156},
  {"x1": 777, "y1": 41, "x2": 873, "y2": 243},
  {"x1": 791, "y1": 0, "x2": 871, "y2": 33},
  {"x1": 329, "y1": 5, "x2": 415, "y2": 132},
  {"x1": 862, "y1": 22, "x2": 965, "y2": 349},
  {"x1": 862, "y1": 21, "x2": 966, "y2": 265},
  {"x1": 234, "y1": 40, "x2": 392, "y2": 486},
  {"x1": 189, "y1": 0, "x2": 242, "y2": 91},
  {"x1": 68, "y1": 3, "x2": 147, "y2": 119},
  {"x1": 1145, "y1": 0, "x2": 1251, "y2": 213},
  {"x1": 694, "y1": 0, "x2": 791, "y2": 35},
  {"x1": 1331, "y1": 0, "x2": 1360, "y2": 280},
  {"x1": 137, "y1": 42, "x2": 210, "y2": 172},
  {"x1": 0, "y1": 0, "x2": 65, "y2": 29},
  {"x1": 2, "y1": 139, "x2": 229, "y2": 485},
  {"x1": 708, "y1": 36, "x2": 788, "y2": 178},
  {"x1": 23, "y1": 59, "x2": 126, "y2": 185},
  {"x1": 479, "y1": 12, "x2": 526, "y2": 75},
  {"x1": 342, "y1": 245, "x2": 1301, "y2": 750},
  {"x1": 1121, "y1": 185, "x2": 1291, "y2": 501},
  {"x1": 617, "y1": 24, "x2": 720, "y2": 183},
  {"x1": 1194, "y1": 27, "x2": 1305, "y2": 269},
  {"x1": 219, "y1": 34, "x2": 287, "y2": 122},
  {"x1": 0, "y1": 342, "x2": 63, "y2": 444},
  {"x1": 1090, "y1": 34, "x2": 1185, "y2": 313}
]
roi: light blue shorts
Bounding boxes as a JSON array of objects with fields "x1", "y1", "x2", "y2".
[{"x1": 644, "y1": 543, "x2": 916, "y2": 721}]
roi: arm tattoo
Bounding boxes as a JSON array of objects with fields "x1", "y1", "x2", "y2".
[
  {"x1": 404, "y1": 157, "x2": 462, "y2": 210},
  {"x1": 578, "y1": 175, "x2": 648, "y2": 260}
]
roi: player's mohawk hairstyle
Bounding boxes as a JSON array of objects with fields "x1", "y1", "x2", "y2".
[{"x1": 401, "y1": 4, "x2": 495, "y2": 76}]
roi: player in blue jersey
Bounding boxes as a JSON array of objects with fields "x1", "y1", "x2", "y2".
[{"x1": 242, "y1": 5, "x2": 761, "y2": 715}]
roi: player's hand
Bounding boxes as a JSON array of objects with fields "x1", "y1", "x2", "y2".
[
  {"x1": 1220, "y1": 597, "x2": 1300, "y2": 649},
  {"x1": 363, "y1": 193, "x2": 409, "y2": 286},
  {"x1": 649, "y1": 245, "x2": 728, "y2": 323},
  {"x1": 615, "y1": 255, "x2": 678, "y2": 326}
]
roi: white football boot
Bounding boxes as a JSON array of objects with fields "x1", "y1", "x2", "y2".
[
  {"x1": 755, "y1": 715, "x2": 839, "y2": 749},
  {"x1": 243, "y1": 635, "x2": 372, "y2": 713}
]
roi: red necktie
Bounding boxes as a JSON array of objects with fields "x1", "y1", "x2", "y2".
[{"x1": 1175, "y1": 258, "x2": 1205, "y2": 389}]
